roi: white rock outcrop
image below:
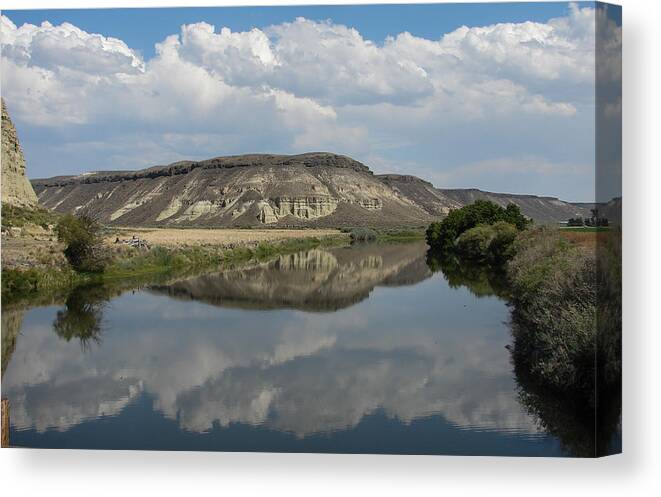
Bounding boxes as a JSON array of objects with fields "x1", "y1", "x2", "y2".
[
  {"x1": 1, "y1": 99, "x2": 38, "y2": 207},
  {"x1": 273, "y1": 196, "x2": 338, "y2": 220}
]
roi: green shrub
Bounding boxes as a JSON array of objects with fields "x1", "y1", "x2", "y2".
[
  {"x1": 426, "y1": 200, "x2": 530, "y2": 252},
  {"x1": 507, "y1": 227, "x2": 621, "y2": 395},
  {"x1": 488, "y1": 221, "x2": 518, "y2": 263},
  {"x1": 55, "y1": 214, "x2": 106, "y2": 273},
  {"x1": 455, "y1": 224, "x2": 493, "y2": 260},
  {"x1": 1, "y1": 268, "x2": 42, "y2": 296},
  {"x1": 349, "y1": 227, "x2": 377, "y2": 243},
  {"x1": 453, "y1": 221, "x2": 518, "y2": 263}
]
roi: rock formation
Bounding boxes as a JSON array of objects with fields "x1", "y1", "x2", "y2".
[
  {"x1": 32, "y1": 152, "x2": 588, "y2": 227},
  {"x1": 1, "y1": 99, "x2": 38, "y2": 207},
  {"x1": 32, "y1": 153, "x2": 434, "y2": 228}
]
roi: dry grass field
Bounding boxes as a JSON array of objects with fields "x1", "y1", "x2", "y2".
[
  {"x1": 1, "y1": 228, "x2": 65, "y2": 269},
  {"x1": 558, "y1": 230, "x2": 611, "y2": 251},
  {"x1": 107, "y1": 227, "x2": 346, "y2": 248}
]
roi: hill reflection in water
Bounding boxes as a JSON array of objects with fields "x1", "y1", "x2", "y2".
[
  {"x1": 5, "y1": 242, "x2": 571, "y2": 455},
  {"x1": 147, "y1": 242, "x2": 432, "y2": 312}
]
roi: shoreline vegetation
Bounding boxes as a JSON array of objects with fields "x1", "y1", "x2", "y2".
[
  {"x1": 1, "y1": 232, "x2": 348, "y2": 307},
  {"x1": 425, "y1": 200, "x2": 621, "y2": 456},
  {"x1": 425, "y1": 200, "x2": 621, "y2": 402},
  {"x1": 1, "y1": 204, "x2": 425, "y2": 307}
]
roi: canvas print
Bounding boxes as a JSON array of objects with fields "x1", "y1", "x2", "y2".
[{"x1": 0, "y1": 2, "x2": 621, "y2": 457}]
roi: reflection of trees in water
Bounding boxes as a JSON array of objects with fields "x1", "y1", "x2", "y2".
[
  {"x1": 6, "y1": 283, "x2": 119, "y2": 374},
  {"x1": 426, "y1": 249, "x2": 621, "y2": 457},
  {"x1": 514, "y1": 359, "x2": 621, "y2": 457},
  {"x1": 510, "y1": 285, "x2": 622, "y2": 457},
  {"x1": 425, "y1": 252, "x2": 509, "y2": 299},
  {"x1": 52, "y1": 286, "x2": 106, "y2": 350},
  {"x1": 2, "y1": 308, "x2": 24, "y2": 377}
]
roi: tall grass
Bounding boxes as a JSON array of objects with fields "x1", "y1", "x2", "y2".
[
  {"x1": 1, "y1": 203, "x2": 61, "y2": 229},
  {"x1": 507, "y1": 226, "x2": 621, "y2": 397}
]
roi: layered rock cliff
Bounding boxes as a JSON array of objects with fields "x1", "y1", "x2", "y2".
[
  {"x1": 1, "y1": 99, "x2": 38, "y2": 207},
  {"x1": 33, "y1": 153, "x2": 434, "y2": 228},
  {"x1": 32, "y1": 152, "x2": 588, "y2": 227}
]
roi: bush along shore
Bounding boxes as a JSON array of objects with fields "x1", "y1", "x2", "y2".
[
  {"x1": 2, "y1": 214, "x2": 348, "y2": 306},
  {"x1": 425, "y1": 201, "x2": 621, "y2": 403}
]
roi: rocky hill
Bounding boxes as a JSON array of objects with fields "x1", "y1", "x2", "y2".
[
  {"x1": 32, "y1": 153, "x2": 434, "y2": 228},
  {"x1": 32, "y1": 153, "x2": 588, "y2": 227},
  {"x1": 378, "y1": 174, "x2": 589, "y2": 223},
  {"x1": 1, "y1": 99, "x2": 38, "y2": 207}
]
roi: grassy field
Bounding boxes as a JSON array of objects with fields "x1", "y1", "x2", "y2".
[
  {"x1": 108, "y1": 227, "x2": 345, "y2": 248},
  {"x1": 1, "y1": 235, "x2": 65, "y2": 269},
  {"x1": 558, "y1": 229, "x2": 613, "y2": 250}
]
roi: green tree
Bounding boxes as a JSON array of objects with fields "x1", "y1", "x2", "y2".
[
  {"x1": 55, "y1": 214, "x2": 106, "y2": 273},
  {"x1": 426, "y1": 200, "x2": 530, "y2": 252},
  {"x1": 504, "y1": 204, "x2": 529, "y2": 230}
]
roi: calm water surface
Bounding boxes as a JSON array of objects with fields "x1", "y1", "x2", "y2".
[{"x1": 2, "y1": 242, "x2": 597, "y2": 455}]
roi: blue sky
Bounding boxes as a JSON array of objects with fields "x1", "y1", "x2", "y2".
[
  {"x1": 0, "y1": 2, "x2": 621, "y2": 201},
  {"x1": 4, "y1": 3, "x2": 571, "y2": 58}
]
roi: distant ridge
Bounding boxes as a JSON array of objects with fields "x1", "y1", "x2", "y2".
[{"x1": 32, "y1": 153, "x2": 589, "y2": 227}]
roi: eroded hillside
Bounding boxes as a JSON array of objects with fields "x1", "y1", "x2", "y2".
[{"x1": 33, "y1": 153, "x2": 589, "y2": 227}]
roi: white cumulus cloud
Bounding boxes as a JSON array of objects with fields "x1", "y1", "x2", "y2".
[{"x1": 0, "y1": 3, "x2": 616, "y2": 200}]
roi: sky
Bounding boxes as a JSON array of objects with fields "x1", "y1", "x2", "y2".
[{"x1": 1, "y1": 2, "x2": 622, "y2": 202}]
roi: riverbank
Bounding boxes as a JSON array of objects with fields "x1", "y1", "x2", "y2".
[
  {"x1": 424, "y1": 206, "x2": 621, "y2": 399},
  {"x1": 106, "y1": 227, "x2": 343, "y2": 248},
  {"x1": 1, "y1": 230, "x2": 349, "y2": 307},
  {"x1": 508, "y1": 226, "x2": 621, "y2": 397}
]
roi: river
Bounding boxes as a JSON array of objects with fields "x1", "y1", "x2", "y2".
[{"x1": 1, "y1": 241, "x2": 619, "y2": 455}]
